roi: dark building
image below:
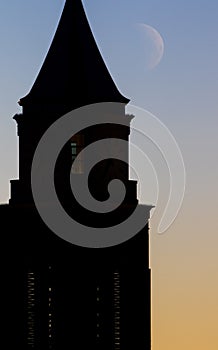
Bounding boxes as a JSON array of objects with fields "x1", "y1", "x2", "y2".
[{"x1": 1, "y1": 1, "x2": 152, "y2": 349}]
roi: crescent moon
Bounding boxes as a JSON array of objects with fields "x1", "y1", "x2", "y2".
[{"x1": 138, "y1": 23, "x2": 164, "y2": 70}]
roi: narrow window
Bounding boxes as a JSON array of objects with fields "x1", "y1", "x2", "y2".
[
  {"x1": 48, "y1": 265, "x2": 53, "y2": 349},
  {"x1": 70, "y1": 134, "x2": 84, "y2": 174},
  {"x1": 113, "y1": 271, "x2": 121, "y2": 350},
  {"x1": 27, "y1": 270, "x2": 36, "y2": 348},
  {"x1": 96, "y1": 285, "x2": 101, "y2": 342}
]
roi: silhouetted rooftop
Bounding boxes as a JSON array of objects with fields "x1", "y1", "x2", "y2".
[{"x1": 19, "y1": 0, "x2": 129, "y2": 109}]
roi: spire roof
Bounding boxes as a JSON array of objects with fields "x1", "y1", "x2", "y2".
[{"x1": 20, "y1": 0, "x2": 129, "y2": 109}]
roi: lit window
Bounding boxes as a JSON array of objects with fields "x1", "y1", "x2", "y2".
[
  {"x1": 71, "y1": 143, "x2": 77, "y2": 159},
  {"x1": 70, "y1": 134, "x2": 84, "y2": 174}
]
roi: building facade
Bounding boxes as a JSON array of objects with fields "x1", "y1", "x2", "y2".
[{"x1": 1, "y1": 1, "x2": 151, "y2": 349}]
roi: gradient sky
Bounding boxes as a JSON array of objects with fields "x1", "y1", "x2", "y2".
[{"x1": 0, "y1": 1, "x2": 218, "y2": 349}]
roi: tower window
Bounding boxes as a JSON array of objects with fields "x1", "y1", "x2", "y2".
[
  {"x1": 113, "y1": 271, "x2": 121, "y2": 350},
  {"x1": 27, "y1": 270, "x2": 36, "y2": 347},
  {"x1": 71, "y1": 143, "x2": 77, "y2": 159},
  {"x1": 70, "y1": 134, "x2": 84, "y2": 174}
]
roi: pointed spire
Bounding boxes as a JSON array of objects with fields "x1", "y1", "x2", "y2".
[{"x1": 20, "y1": 0, "x2": 129, "y2": 111}]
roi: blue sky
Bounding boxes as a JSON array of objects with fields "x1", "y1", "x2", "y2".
[{"x1": 0, "y1": 1, "x2": 218, "y2": 349}]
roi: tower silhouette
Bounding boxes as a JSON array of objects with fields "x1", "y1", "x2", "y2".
[{"x1": 1, "y1": 1, "x2": 152, "y2": 349}]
